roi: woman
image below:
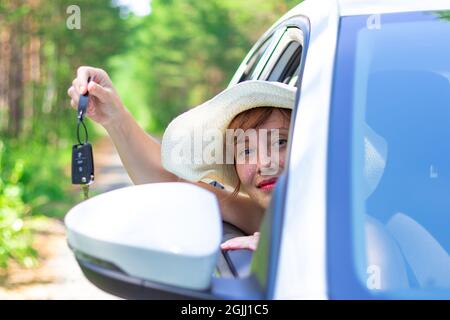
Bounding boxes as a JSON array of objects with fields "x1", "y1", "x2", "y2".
[{"x1": 67, "y1": 66, "x2": 295, "y2": 251}]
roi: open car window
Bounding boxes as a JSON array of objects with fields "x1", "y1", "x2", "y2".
[{"x1": 217, "y1": 17, "x2": 309, "y2": 300}]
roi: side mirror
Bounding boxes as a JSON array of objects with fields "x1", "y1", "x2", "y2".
[{"x1": 65, "y1": 182, "x2": 222, "y2": 291}]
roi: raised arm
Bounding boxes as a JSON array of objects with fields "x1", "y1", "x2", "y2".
[
  {"x1": 67, "y1": 66, "x2": 263, "y2": 234},
  {"x1": 67, "y1": 66, "x2": 177, "y2": 184}
]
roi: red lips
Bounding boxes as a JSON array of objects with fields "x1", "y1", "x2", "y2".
[{"x1": 257, "y1": 177, "x2": 278, "y2": 189}]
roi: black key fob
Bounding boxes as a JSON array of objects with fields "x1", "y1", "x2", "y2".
[
  {"x1": 78, "y1": 94, "x2": 89, "y2": 120},
  {"x1": 77, "y1": 76, "x2": 91, "y2": 120},
  {"x1": 72, "y1": 143, "x2": 94, "y2": 185}
]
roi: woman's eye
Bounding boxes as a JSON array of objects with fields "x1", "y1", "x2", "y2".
[
  {"x1": 244, "y1": 148, "x2": 253, "y2": 155},
  {"x1": 273, "y1": 139, "x2": 288, "y2": 147},
  {"x1": 239, "y1": 147, "x2": 254, "y2": 157}
]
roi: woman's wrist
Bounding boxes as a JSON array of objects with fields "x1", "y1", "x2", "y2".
[{"x1": 103, "y1": 106, "x2": 131, "y2": 134}]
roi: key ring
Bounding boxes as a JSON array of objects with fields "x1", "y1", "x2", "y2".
[
  {"x1": 76, "y1": 118, "x2": 88, "y2": 145},
  {"x1": 76, "y1": 76, "x2": 92, "y2": 145}
]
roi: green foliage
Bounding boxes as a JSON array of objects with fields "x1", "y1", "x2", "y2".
[
  {"x1": 13, "y1": 139, "x2": 78, "y2": 218},
  {"x1": 0, "y1": 0, "x2": 128, "y2": 272},
  {"x1": 0, "y1": 140, "x2": 37, "y2": 270}
]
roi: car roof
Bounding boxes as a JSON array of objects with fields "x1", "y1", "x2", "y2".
[
  {"x1": 283, "y1": 0, "x2": 449, "y2": 20},
  {"x1": 337, "y1": 0, "x2": 450, "y2": 16}
]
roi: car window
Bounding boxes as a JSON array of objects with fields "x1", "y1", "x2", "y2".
[
  {"x1": 235, "y1": 29, "x2": 284, "y2": 84},
  {"x1": 248, "y1": 18, "x2": 309, "y2": 298},
  {"x1": 266, "y1": 28, "x2": 303, "y2": 85},
  {"x1": 239, "y1": 37, "x2": 272, "y2": 82},
  {"x1": 215, "y1": 16, "x2": 309, "y2": 298},
  {"x1": 268, "y1": 40, "x2": 302, "y2": 83},
  {"x1": 329, "y1": 10, "x2": 450, "y2": 297},
  {"x1": 287, "y1": 63, "x2": 302, "y2": 86},
  {"x1": 260, "y1": 27, "x2": 303, "y2": 85}
]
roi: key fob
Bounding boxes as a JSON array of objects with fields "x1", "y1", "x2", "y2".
[
  {"x1": 72, "y1": 143, "x2": 94, "y2": 185},
  {"x1": 78, "y1": 94, "x2": 89, "y2": 120},
  {"x1": 77, "y1": 76, "x2": 91, "y2": 120}
]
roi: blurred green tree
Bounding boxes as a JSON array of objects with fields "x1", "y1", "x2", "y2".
[{"x1": 0, "y1": 0, "x2": 127, "y2": 270}]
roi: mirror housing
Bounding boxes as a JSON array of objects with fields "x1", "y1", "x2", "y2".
[{"x1": 65, "y1": 182, "x2": 222, "y2": 290}]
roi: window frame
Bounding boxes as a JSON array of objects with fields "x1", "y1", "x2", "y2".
[
  {"x1": 246, "y1": 15, "x2": 311, "y2": 299},
  {"x1": 262, "y1": 27, "x2": 304, "y2": 83},
  {"x1": 229, "y1": 28, "x2": 285, "y2": 85},
  {"x1": 230, "y1": 18, "x2": 307, "y2": 86},
  {"x1": 214, "y1": 16, "x2": 310, "y2": 299},
  {"x1": 211, "y1": 15, "x2": 311, "y2": 298}
]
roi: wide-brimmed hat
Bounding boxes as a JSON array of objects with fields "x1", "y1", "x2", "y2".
[{"x1": 161, "y1": 80, "x2": 297, "y2": 192}]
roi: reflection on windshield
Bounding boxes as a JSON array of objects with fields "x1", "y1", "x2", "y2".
[
  {"x1": 437, "y1": 10, "x2": 450, "y2": 22},
  {"x1": 349, "y1": 11, "x2": 450, "y2": 291}
]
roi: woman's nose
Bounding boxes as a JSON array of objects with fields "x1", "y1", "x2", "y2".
[{"x1": 257, "y1": 150, "x2": 279, "y2": 176}]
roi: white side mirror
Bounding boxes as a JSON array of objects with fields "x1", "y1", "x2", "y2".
[{"x1": 65, "y1": 182, "x2": 222, "y2": 290}]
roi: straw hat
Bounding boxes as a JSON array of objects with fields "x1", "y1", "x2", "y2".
[{"x1": 161, "y1": 80, "x2": 297, "y2": 191}]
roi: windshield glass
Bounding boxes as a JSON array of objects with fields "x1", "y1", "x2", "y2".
[{"x1": 344, "y1": 11, "x2": 450, "y2": 292}]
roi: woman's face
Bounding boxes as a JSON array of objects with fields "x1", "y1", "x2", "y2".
[{"x1": 234, "y1": 110, "x2": 290, "y2": 209}]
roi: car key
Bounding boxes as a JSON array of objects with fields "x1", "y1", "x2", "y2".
[
  {"x1": 81, "y1": 184, "x2": 90, "y2": 200},
  {"x1": 72, "y1": 143, "x2": 94, "y2": 184},
  {"x1": 72, "y1": 76, "x2": 95, "y2": 200},
  {"x1": 72, "y1": 143, "x2": 95, "y2": 199}
]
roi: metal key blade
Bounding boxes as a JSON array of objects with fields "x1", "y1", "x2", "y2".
[{"x1": 81, "y1": 184, "x2": 90, "y2": 200}]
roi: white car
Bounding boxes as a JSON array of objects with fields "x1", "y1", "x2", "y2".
[{"x1": 65, "y1": 0, "x2": 450, "y2": 299}]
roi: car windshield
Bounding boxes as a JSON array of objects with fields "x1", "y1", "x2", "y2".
[{"x1": 343, "y1": 11, "x2": 450, "y2": 292}]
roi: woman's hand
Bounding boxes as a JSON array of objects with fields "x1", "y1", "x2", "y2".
[
  {"x1": 220, "y1": 232, "x2": 260, "y2": 251},
  {"x1": 67, "y1": 66, "x2": 126, "y2": 127}
]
